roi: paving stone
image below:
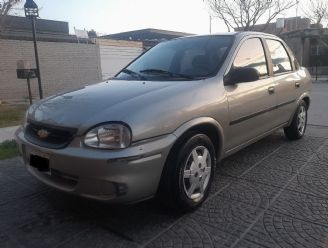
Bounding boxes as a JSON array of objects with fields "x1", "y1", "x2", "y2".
[
  {"x1": 191, "y1": 196, "x2": 262, "y2": 237},
  {"x1": 0, "y1": 233, "x2": 22, "y2": 248},
  {"x1": 255, "y1": 156, "x2": 306, "y2": 174},
  {"x1": 0, "y1": 193, "x2": 93, "y2": 248},
  {"x1": 270, "y1": 190, "x2": 328, "y2": 227},
  {"x1": 275, "y1": 148, "x2": 315, "y2": 162},
  {"x1": 218, "y1": 180, "x2": 281, "y2": 209},
  {"x1": 305, "y1": 126, "x2": 328, "y2": 138},
  {"x1": 227, "y1": 149, "x2": 268, "y2": 165},
  {"x1": 287, "y1": 174, "x2": 328, "y2": 200},
  {"x1": 146, "y1": 218, "x2": 238, "y2": 248},
  {"x1": 80, "y1": 200, "x2": 181, "y2": 245},
  {"x1": 298, "y1": 162, "x2": 328, "y2": 179},
  {"x1": 209, "y1": 172, "x2": 235, "y2": 195},
  {"x1": 282, "y1": 136, "x2": 326, "y2": 152},
  {"x1": 0, "y1": 194, "x2": 49, "y2": 231},
  {"x1": 310, "y1": 146, "x2": 328, "y2": 165},
  {"x1": 241, "y1": 164, "x2": 294, "y2": 188},
  {"x1": 0, "y1": 172, "x2": 36, "y2": 206},
  {"x1": 241, "y1": 210, "x2": 328, "y2": 248},
  {"x1": 216, "y1": 159, "x2": 255, "y2": 178},
  {"x1": 233, "y1": 239, "x2": 268, "y2": 248},
  {"x1": 0, "y1": 157, "x2": 49, "y2": 193},
  {"x1": 58, "y1": 227, "x2": 138, "y2": 248}
]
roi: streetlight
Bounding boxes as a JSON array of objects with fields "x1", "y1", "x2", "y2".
[{"x1": 24, "y1": 0, "x2": 43, "y2": 99}]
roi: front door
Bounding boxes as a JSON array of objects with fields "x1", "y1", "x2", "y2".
[{"x1": 225, "y1": 38, "x2": 278, "y2": 150}]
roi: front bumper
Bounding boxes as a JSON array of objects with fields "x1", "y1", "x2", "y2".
[{"x1": 15, "y1": 127, "x2": 176, "y2": 203}]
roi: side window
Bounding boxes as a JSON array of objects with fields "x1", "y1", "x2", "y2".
[
  {"x1": 266, "y1": 39, "x2": 292, "y2": 74},
  {"x1": 233, "y1": 38, "x2": 268, "y2": 77}
]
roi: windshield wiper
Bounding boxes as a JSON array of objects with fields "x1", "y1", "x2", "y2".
[
  {"x1": 140, "y1": 69, "x2": 196, "y2": 80},
  {"x1": 121, "y1": 68, "x2": 146, "y2": 80}
]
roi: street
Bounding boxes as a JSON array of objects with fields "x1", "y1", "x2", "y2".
[{"x1": 0, "y1": 82, "x2": 328, "y2": 248}]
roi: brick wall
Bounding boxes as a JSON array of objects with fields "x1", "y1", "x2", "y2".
[{"x1": 0, "y1": 39, "x2": 102, "y2": 102}]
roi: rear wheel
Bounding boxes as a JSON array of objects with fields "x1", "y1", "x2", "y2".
[
  {"x1": 157, "y1": 132, "x2": 215, "y2": 212},
  {"x1": 284, "y1": 100, "x2": 307, "y2": 140}
]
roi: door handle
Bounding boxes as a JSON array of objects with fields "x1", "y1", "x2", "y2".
[
  {"x1": 268, "y1": 86, "x2": 275, "y2": 94},
  {"x1": 295, "y1": 82, "x2": 300, "y2": 88}
]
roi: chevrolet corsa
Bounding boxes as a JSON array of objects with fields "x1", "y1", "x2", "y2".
[{"x1": 16, "y1": 32, "x2": 312, "y2": 211}]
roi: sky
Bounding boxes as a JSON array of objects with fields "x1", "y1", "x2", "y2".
[{"x1": 14, "y1": 0, "x2": 304, "y2": 36}]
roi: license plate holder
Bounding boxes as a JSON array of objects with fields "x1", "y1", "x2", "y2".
[{"x1": 30, "y1": 154, "x2": 50, "y2": 172}]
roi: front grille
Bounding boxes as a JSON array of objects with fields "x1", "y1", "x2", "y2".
[{"x1": 25, "y1": 121, "x2": 77, "y2": 149}]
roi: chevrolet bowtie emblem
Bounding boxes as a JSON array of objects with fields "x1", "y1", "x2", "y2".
[{"x1": 37, "y1": 129, "x2": 50, "y2": 139}]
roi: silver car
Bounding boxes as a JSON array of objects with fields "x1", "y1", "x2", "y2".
[{"x1": 16, "y1": 32, "x2": 311, "y2": 211}]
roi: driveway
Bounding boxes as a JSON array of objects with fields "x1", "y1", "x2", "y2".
[{"x1": 1, "y1": 83, "x2": 328, "y2": 248}]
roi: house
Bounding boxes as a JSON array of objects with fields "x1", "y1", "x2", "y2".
[
  {"x1": 0, "y1": 15, "x2": 82, "y2": 43},
  {"x1": 98, "y1": 28, "x2": 194, "y2": 79},
  {"x1": 234, "y1": 17, "x2": 328, "y2": 72},
  {"x1": 101, "y1": 28, "x2": 193, "y2": 49},
  {"x1": 234, "y1": 17, "x2": 311, "y2": 35},
  {"x1": 280, "y1": 28, "x2": 328, "y2": 73}
]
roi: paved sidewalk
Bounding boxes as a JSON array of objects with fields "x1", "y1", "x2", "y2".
[
  {"x1": 0, "y1": 127, "x2": 328, "y2": 248},
  {"x1": 0, "y1": 125, "x2": 19, "y2": 143}
]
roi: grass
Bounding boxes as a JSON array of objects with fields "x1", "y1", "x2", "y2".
[
  {"x1": 0, "y1": 104, "x2": 28, "y2": 128},
  {"x1": 0, "y1": 140, "x2": 19, "y2": 160}
]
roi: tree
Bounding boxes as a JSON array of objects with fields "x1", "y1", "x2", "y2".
[
  {"x1": 0, "y1": 0, "x2": 21, "y2": 16},
  {"x1": 0, "y1": 0, "x2": 21, "y2": 31},
  {"x1": 204, "y1": 0, "x2": 296, "y2": 32},
  {"x1": 302, "y1": 0, "x2": 328, "y2": 26}
]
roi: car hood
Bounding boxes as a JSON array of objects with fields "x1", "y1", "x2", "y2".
[{"x1": 27, "y1": 79, "x2": 183, "y2": 134}]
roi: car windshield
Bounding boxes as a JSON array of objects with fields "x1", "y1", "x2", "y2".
[{"x1": 115, "y1": 35, "x2": 234, "y2": 81}]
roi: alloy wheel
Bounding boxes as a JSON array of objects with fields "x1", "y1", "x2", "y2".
[
  {"x1": 297, "y1": 105, "x2": 306, "y2": 135},
  {"x1": 183, "y1": 146, "x2": 212, "y2": 202}
]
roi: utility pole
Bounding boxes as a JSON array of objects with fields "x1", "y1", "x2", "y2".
[
  {"x1": 209, "y1": 15, "x2": 212, "y2": 34},
  {"x1": 24, "y1": 0, "x2": 43, "y2": 99}
]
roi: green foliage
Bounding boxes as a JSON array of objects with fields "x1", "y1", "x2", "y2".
[
  {"x1": 0, "y1": 104, "x2": 27, "y2": 128},
  {"x1": 0, "y1": 140, "x2": 19, "y2": 160}
]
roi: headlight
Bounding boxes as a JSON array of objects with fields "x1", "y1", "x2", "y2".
[{"x1": 84, "y1": 123, "x2": 132, "y2": 149}]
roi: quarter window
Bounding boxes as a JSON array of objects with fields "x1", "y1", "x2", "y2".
[
  {"x1": 266, "y1": 39, "x2": 292, "y2": 74},
  {"x1": 233, "y1": 38, "x2": 268, "y2": 76}
]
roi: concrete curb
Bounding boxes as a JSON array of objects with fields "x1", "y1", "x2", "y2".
[{"x1": 0, "y1": 126, "x2": 19, "y2": 143}]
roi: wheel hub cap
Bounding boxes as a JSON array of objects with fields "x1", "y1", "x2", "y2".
[
  {"x1": 183, "y1": 146, "x2": 212, "y2": 201},
  {"x1": 297, "y1": 105, "x2": 306, "y2": 135}
]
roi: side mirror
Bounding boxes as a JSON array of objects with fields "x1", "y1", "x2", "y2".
[{"x1": 224, "y1": 67, "x2": 260, "y2": 85}]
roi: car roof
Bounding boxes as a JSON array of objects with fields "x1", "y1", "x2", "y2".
[{"x1": 180, "y1": 31, "x2": 280, "y2": 40}]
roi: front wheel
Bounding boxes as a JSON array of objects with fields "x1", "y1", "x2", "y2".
[
  {"x1": 284, "y1": 100, "x2": 307, "y2": 140},
  {"x1": 157, "y1": 133, "x2": 216, "y2": 212}
]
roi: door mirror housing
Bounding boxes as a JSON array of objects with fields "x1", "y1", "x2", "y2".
[{"x1": 224, "y1": 67, "x2": 260, "y2": 85}]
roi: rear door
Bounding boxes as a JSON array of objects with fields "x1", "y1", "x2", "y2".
[
  {"x1": 225, "y1": 37, "x2": 278, "y2": 150},
  {"x1": 265, "y1": 39, "x2": 300, "y2": 124}
]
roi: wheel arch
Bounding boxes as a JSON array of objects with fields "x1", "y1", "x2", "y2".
[
  {"x1": 287, "y1": 93, "x2": 311, "y2": 126},
  {"x1": 302, "y1": 96, "x2": 310, "y2": 110},
  {"x1": 172, "y1": 117, "x2": 225, "y2": 161}
]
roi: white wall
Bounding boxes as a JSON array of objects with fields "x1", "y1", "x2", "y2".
[
  {"x1": 0, "y1": 39, "x2": 101, "y2": 101},
  {"x1": 97, "y1": 39, "x2": 144, "y2": 80}
]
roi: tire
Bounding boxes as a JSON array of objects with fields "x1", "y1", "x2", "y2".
[
  {"x1": 157, "y1": 132, "x2": 216, "y2": 212},
  {"x1": 284, "y1": 100, "x2": 307, "y2": 140}
]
